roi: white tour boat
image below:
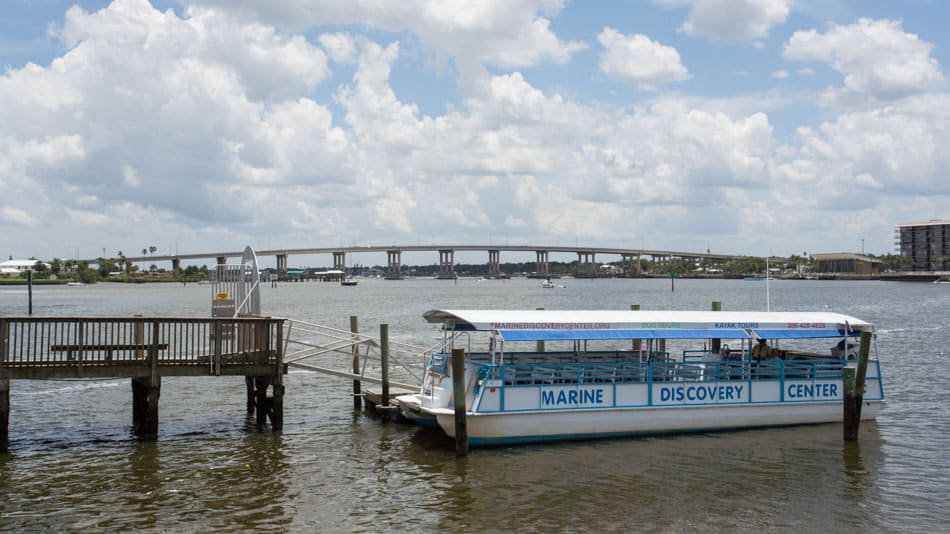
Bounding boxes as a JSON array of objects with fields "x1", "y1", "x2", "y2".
[{"x1": 396, "y1": 309, "x2": 885, "y2": 446}]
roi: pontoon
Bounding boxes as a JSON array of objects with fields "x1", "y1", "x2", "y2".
[{"x1": 396, "y1": 309, "x2": 884, "y2": 446}]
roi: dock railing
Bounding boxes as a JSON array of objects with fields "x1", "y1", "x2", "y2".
[{"x1": 0, "y1": 316, "x2": 284, "y2": 379}]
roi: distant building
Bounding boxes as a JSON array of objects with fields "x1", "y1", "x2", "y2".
[
  {"x1": 0, "y1": 259, "x2": 47, "y2": 277},
  {"x1": 895, "y1": 219, "x2": 950, "y2": 272},
  {"x1": 812, "y1": 253, "x2": 882, "y2": 275}
]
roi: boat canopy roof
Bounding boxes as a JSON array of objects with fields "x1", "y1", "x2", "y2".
[{"x1": 422, "y1": 309, "x2": 872, "y2": 341}]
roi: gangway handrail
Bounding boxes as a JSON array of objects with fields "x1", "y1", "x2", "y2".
[{"x1": 281, "y1": 318, "x2": 430, "y2": 387}]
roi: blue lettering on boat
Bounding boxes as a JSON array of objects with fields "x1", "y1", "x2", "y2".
[
  {"x1": 541, "y1": 388, "x2": 605, "y2": 406},
  {"x1": 659, "y1": 385, "x2": 744, "y2": 403},
  {"x1": 786, "y1": 383, "x2": 838, "y2": 399}
]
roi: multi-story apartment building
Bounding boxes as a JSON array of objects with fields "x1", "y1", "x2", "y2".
[{"x1": 895, "y1": 219, "x2": 950, "y2": 272}]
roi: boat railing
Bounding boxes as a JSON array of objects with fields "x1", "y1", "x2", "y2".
[{"x1": 471, "y1": 358, "x2": 854, "y2": 387}]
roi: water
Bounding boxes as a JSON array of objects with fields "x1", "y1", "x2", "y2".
[{"x1": 1, "y1": 278, "x2": 948, "y2": 531}]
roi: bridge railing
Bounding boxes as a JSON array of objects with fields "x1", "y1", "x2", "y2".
[{"x1": 0, "y1": 317, "x2": 284, "y2": 368}]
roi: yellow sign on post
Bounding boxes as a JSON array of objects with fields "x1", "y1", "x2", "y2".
[{"x1": 215, "y1": 292, "x2": 230, "y2": 300}]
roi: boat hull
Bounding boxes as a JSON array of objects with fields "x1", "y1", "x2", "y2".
[{"x1": 429, "y1": 400, "x2": 882, "y2": 446}]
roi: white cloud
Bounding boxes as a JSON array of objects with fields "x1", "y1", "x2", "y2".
[
  {"x1": 773, "y1": 69, "x2": 789, "y2": 79},
  {"x1": 597, "y1": 28, "x2": 689, "y2": 90},
  {"x1": 777, "y1": 93, "x2": 950, "y2": 199},
  {"x1": 784, "y1": 18, "x2": 945, "y2": 104},
  {"x1": 0, "y1": 0, "x2": 346, "y2": 234},
  {"x1": 189, "y1": 0, "x2": 586, "y2": 73},
  {"x1": 0, "y1": 207, "x2": 37, "y2": 226},
  {"x1": 679, "y1": 0, "x2": 791, "y2": 41},
  {"x1": 319, "y1": 32, "x2": 359, "y2": 64},
  {"x1": 122, "y1": 165, "x2": 141, "y2": 187}
]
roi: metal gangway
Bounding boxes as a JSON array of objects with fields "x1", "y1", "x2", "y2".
[{"x1": 281, "y1": 318, "x2": 438, "y2": 392}]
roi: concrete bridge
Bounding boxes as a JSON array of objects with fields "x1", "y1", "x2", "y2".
[{"x1": 113, "y1": 245, "x2": 762, "y2": 280}]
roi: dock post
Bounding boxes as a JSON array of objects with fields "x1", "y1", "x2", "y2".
[
  {"x1": 27, "y1": 270, "x2": 33, "y2": 315},
  {"x1": 451, "y1": 347, "x2": 468, "y2": 457},
  {"x1": 844, "y1": 331, "x2": 872, "y2": 441},
  {"x1": 271, "y1": 319, "x2": 284, "y2": 431},
  {"x1": 0, "y1": 378, "x2": 8, "y2": 454},
  {"x1": 1, "y1": 319, "x2": 7, "y2": 454},
  {"x1": 711, "y1": 301, "x2": 721, "y2": 354},
  {"x1": 380, "y1": 324, "x2": 390, "y2": 422},
  {"x1": 132, "y1": 321, "x2": 162, "y2": 439},
  {"x1": 630, "y1": 304, "x2": 641, "y2": 354},
  {"x1": 245, "y1": 376, "x2": 256, "y2": 416},
  {"x1": 131, "y1": 376, "x2": 161, "y2": 438},
  {"x1": 254, "y1": 378, "x2": 269, "y2": 428},
  {"x1": 351, "y1": 315, "x2": 362, "y2": 410},
  {"x1": 536, "y1": 307, "x2": 544, "y2": 353}
]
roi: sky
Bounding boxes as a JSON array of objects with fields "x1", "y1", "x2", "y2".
[{"x1": 2, "y1": 0, "x2": 949, "y2": 266}]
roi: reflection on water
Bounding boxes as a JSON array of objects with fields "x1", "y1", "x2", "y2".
[{"x1": 1, "y1": 279, "x2": 948, "y2": 530}]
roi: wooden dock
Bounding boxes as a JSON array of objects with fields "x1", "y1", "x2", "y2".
[{"x1": 0, "y1": 316, "x2": 286, "y2": 453}]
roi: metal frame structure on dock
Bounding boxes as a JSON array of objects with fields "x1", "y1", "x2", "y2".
[{"x1": 282, "y1": 317, "x2": 429, "y2": 418}]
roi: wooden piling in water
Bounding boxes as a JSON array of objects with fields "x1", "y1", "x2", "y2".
[
  {"x1": 451, "y1": 347, "x2": 468, "y2": 457},
  {"x1": 380, "y1": 323, "x2": 390, "y2": 423},
  {"x1": 711, "y1": 301, "x2": 721, "y2": 353},
  {"x1": 351, "y1": 315, "x2": 362, "y2": 410},
  {"x1": 131, "y1": 376, "x2": 161, "y2": 438},
  {"x1": 844, "y1": 331, "x2": 872, "y2": 441},
  {"x1": 27, "y1": 270, "x2": 33, "y2": 315},
  {"x1": 0, "y1": 319, "x2": 6, "y2": 454},
  {"x1": 245, "y1": 376, "x2": 256, "y2": 416},
  {"x1": 132, "y1": 322, "x2": 163, "y2": 439},
  {"x1": 631, "y1": 304, "x2": 641, "y2": 353},
  {"x1": 0, "y1": 378, "x2": 9, "y2": 455},
  {"x1": 536, "y1": 307, "x2": 544, "y2": 353}
]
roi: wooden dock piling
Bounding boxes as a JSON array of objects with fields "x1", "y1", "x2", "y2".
[
  {"x1": 711, "y1": 301, "x2": 722, "y2": 353},
  {"x1": 0, "y1": 378, "x2": 9, "y2": 455},
  {"x1": 536, "y1": 307, "x2": 544, "y2": 353},
  {"x1": 631, "y1": 304, "x2": 641, "y2": 353},
  {"x1": 351, "y1": 315, "x2": 362, "y2": 410},
  {"x1": 451, "y1": 347, "x2": 468, "y2": 457},
  {"x1": 844, "y1": 331, "x2": 872, "y2": 441},
  {"x1": 0, "y1": 319, "x2": 7, "y2": 453},
  {"x1": 27, "y1": 270, "x2": 34, "y2": 315},
  {"x1": 379, "y1": 323, "x2": 390, "y2": 423},
  {"x1": 131, "y1": 376, "x2": 161, "y2": 438}
]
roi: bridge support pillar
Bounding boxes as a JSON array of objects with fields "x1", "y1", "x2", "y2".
[
  {"x1": 487, "y1": 250, "x2": 501, "y2": 278},
  {"x1": 577, "y1": 252, "x2": 596, "y2": 278},
  {"x1": 247, "y1": 376, "x2": 284, "y2": 431},
  {"x1": 438, "y1": 250, "x2": 456, "y2": 279},
  {"x1": 535, "y1": 250, "x2": 550, "y2": 278},
  {"x1": 622, "y1": 254, "x2": 634, "y2": 277},
  {"x1": 171, "y1": 258, "x2": 181, "y2": 271},
  {"x1": 276, "y1": 254, "x2": 288, "y2": 279},
  {"x1": 333, "y1": 251, "x2": 346, "y2": 273},
  {"x1": 216, "y1": 256, "x2": 227, "y2": 266},
  {"x1": 131, "y1": 376, "x2": 161, "y2": 439},
  {"x1": 386, "y1": 250, "x2": 402, "y2": 280}
]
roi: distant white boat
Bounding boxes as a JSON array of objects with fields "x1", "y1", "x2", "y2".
[
  {"x1": 541, "y1": 278, "x2": 565, "y2": 288},
  {"x1": 341, "y1": 275, "x2": 358, "y2": 286}
]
